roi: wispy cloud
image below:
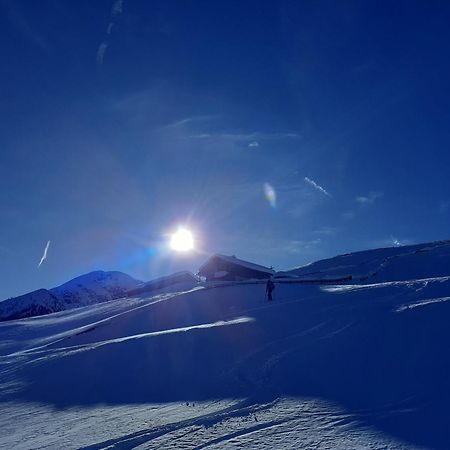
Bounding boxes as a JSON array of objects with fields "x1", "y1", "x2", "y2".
[
  {"x1": 304, "y1": 177, "x2": 331, "y2": 197},
  {"x1": 356, "y1": 191, "x2": 383, "y2": 204},
  {"x1": 284, "y1": 238, "x2": 322, "y2": 254},
  {"x1": 96, "y1": 0, "x2": 124, "y2": 65},
  {"x1": 2, "y1": 0, "x2": 50, "y2": 52},
  {"x1": 160, "y1": 115, "x2": 218, "y2": 130},
  {"x1": 162, "y1": 124, "x2": 300, "y2": 150},
  {"x1": 111, "y1": 0, "x2": 123, "y2": 16},
  {"x1": 314, "y1": 226, "x2": 338, "y2": 236},
  {"x1": 38, "y1": 240, "x2": 50, "y2": 268},
  {"x1": 96, "y1": 42, "x2": 108, "y2": 65},
  {"x1": 190, "y1": 131, "x2": 300, "y2": 143},
  {"x1": 342, "y1": 210, "x2": 355, "y2": 220}
]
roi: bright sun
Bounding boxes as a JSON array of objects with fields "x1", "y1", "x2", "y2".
[{"x1": 170, "y1": 228, "x2": 194, "y2": 252}]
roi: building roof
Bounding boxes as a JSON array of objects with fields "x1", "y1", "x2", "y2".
[{"x1": 198, "y1": 254, "x2": 274, "y2": 275}]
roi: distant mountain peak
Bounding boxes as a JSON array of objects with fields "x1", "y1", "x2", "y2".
[{"x1": 0, "y1": 270, "x2": 142, "y2": 322}]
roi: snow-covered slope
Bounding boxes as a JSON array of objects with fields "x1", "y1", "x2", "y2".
[
  {"x1": 128, "y1": 271, "x2": 199, "y2": 296},
  {"x1": 1, "y1": 241, "x2": 450, "y2": 449},
  {"x1": 0, "y1": 289, "x2": 64, "y2": 322},
  {"x1": 287, "y1": 239, "x2": 450, "y2": 283},
  {"x1": 0, "y1": 271, "x2": 142, "y2": 321}
]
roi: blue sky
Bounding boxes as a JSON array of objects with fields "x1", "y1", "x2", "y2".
[{"x1": 1, "y1": 0, "x2": 450, "y2": 299}]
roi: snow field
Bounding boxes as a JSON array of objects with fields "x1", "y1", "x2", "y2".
[{"x1": 1, "y1": 242, "x2": 450, "y2": 448}]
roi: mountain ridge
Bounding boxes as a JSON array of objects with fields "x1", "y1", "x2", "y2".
[{"x1": 0, "y1": 270, "x2": 142, "y2": 321}]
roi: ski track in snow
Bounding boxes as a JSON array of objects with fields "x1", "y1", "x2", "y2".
[{"x1": 396, "y1": 296, "x2": 450, "y2": 312}]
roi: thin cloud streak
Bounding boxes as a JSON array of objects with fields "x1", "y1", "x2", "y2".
[
  {"x1": 96, "y1": 0, "x2": 124, "y2": 65},
  {"x1": 2, "y1": 0, "x2": 50, "y2": 52},
  {"x1": 160, "y1": 115, "x2": 218, "y2": 130},
  {"x1": 96, "y1": 42, "x2": 108, "y2": 65},
  {"x1": 38, "y1": 240, "x2": 50, "y2": 268},
  {"x1": 304, "y1": 177, "x2": 331, "y2": 197},
  {"x1": 190, "y1": 131, "x2": 300, "y2": 141}
]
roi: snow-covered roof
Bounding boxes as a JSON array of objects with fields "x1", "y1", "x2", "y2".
[{"x1": 199, "y1": 254, "x2": 274, "y2": 275}]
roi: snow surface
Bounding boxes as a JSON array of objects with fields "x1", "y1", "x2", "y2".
[{"x1": 1, "y1": 241, "x2": 450, "y2": 449}]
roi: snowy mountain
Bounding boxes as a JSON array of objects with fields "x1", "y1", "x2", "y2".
[
  {"x1": 0, "y1": 270, "x2": 142, "y2": 321},
  {"x1": 50, "y1": 270, "x2": 141, "y2": 306},
  {"x1": 1, "y1": 240, "x2": 450, "y2": 449},
  {"x1": 0, "y1": 289, "x2": 65, "y2": 322}
]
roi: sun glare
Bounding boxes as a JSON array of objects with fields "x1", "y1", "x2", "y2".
[{"x1": 170, "y1": 228, "x2": 194, "y2": 252}]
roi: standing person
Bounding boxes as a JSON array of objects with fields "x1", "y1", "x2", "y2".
[{"x1": 266, "y1": 277, "x2": 275, "y2": 301}]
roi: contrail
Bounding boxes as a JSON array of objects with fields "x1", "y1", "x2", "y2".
[
  {"x1": 304, "y1": 177, "x2": 331, "y2": 197},
  {"x1": 38, "y1": 240, "x2": 50, "y2": 267}
]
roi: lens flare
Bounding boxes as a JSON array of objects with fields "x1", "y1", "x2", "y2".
[
  {"x1": 263, "y1": 182, "x2": 277, "y2": 208},
  {"x1": 170, "y1": 227, "x2": 194, "y2": 252}
]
